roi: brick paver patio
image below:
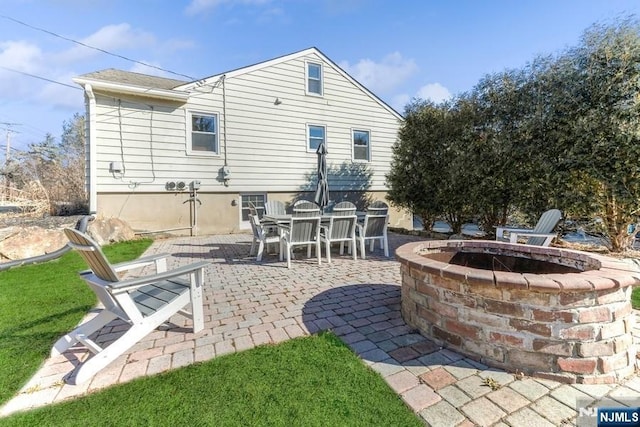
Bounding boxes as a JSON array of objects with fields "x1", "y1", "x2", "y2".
[{"x1": 2, "y1": 232, "x2": 639, "y2": 426}]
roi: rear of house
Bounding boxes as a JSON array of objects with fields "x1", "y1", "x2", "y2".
[{"x1": 74, "y1": 47, "x2": 411, "y2": 235}]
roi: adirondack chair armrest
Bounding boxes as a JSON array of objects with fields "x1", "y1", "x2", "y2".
[
  {"x1": 111, "y1": 253, "x2": 171, "y2": 273},
  {"x1": 496, "y1": 226, "x2": 534, "y2": 234},
  {"x1": 108, "y1": 260, "x2": 209, "y2": 292},
  {"x1": 495, "y1": 226, "x2": 537, "y2": 240},
  {"x1": 509, "y1": 231, "x2": 557, "y2": 245}
]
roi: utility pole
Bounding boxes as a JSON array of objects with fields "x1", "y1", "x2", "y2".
[{"x1": 0, "y1": 122, "x2": 20, "y2": 201}]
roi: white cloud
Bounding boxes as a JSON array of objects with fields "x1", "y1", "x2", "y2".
[
  {"x1": 416, "y1": 82, "x2": 451, "y2": 104},
  {"x1": 0, "y1": 41, "x2": 45, "y2": 100},
  {"x1": 0, "y1": 40, "x2": 42, "y2": 72},
  {"x1": 161, "y1": 38, "x2": 196, "y2": 53},
  {"x1": 185, "y1": 0, "x2": 271, "y2": 15},
  {"x1": 37, "y1": 74, "x2": 83, "y2": 110},
  {"x1": 390, "y1": 93, "x2": 411, "y2": 114},
  {"x1": 339, "y1": 52, "x2": 418, "y2": 95},
  {"x1": 57, "y1": 23, "x2": 155, "y2": 64}
]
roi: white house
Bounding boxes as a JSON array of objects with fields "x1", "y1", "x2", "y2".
[{"x1": 73, "y1": 47, "x2": 412, "y2": 235}]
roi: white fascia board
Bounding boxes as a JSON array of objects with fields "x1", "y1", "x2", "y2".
[
  {"x1": 73, "y1": 77, "x2": 190, "y2": 102},
  {"x1": 175, "y1": 47, "x2": 320, "y2": 91},
  {"x1": 175, "y1": 47, "x2": 403, "y2": 121}
]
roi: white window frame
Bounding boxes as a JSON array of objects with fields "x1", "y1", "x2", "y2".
[
  {"x1": 352, "y1": 128, "x2": 371, "y2": 162},
  {"x1": 186, "y1": 110, "x2": 220, "y2": 156},
  {"x1": 306, "y1": 124, "x2": 326, "y2": 153},
  {"x1": 239, "y1": 193, "x2": 267, "y2": 230},
  {"x1": 305, "y1": 61, "x2": 323, "y2": 96}
]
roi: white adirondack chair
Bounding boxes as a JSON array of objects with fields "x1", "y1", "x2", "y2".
[
  {"x1": 356, "y1": 211, "x2": 390, "y2": 259},
  {"x1": 320, "y1": 201, "x2": 357, "y2": 262},
  {"x1": 53, "y1": 228, "x2": 207, "y2": 384},
  {"x1": 264, "y1": 200, "x2": 286, "y2": 216},
  {"x1": 496, "y1": 209, "x2": 562, "y2": 247},
  {"x1": 249, "y1": 213, "x2": 280, "y2": 261},
  {"x1": 279, "y1": 213, "x2": 322, "y2": 268}
]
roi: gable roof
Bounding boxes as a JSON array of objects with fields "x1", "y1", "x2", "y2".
[
  {"x1": 176, "y1": 47, "x2": 403, "y2": 120},
  {"x1": 74, "y1": 48, "x2": 403, "y2": 119},
  {"x1": 77, "y1": 69, "x2": 188, "y2": 90}
]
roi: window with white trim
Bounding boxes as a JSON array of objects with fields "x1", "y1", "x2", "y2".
[
  {"x1": 240, "y1": 193, "x2": 266, "y2": 229},
  {"x1": 306, "y1": 62, "x2": 323, "y2": 96},
  {"x1": 352, "y1": 129, "x2": 371, "y2": 162},
  {"x1": 187, "y1": 111, "x2": 218, "y2": 155},
  {"x1": 307, "y1": 124, "x2": 325, "y2": 152}
]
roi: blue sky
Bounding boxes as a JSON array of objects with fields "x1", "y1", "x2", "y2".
[{"x1": 1, "y1": 0, "x2": 639, "y2": 155}]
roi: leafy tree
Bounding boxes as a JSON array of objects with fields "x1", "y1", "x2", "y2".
[
  {"x1": 390, "y1": 17, "x2": 640, "y2": 251},
  {"x1": 386, "y1": 100, "x2": 448, "y2": 230},
  {"x1": 387, "y1": 99, "x2": 476, "y2": 234},
  {"x1": 537, "y1": 18, "x2": 640, "y2": 250}
]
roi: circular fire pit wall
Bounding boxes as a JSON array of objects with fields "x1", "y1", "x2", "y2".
[{"x1": 397, "y1": 240, "x2": 639, "y2": 384}]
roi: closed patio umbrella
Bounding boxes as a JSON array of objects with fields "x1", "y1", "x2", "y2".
[{"x1": 313, "y1": 140, "x2": 329, "y2": 213}]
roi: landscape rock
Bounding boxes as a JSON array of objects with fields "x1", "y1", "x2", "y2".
[
  {"x1": 0, "y1": 214, "x2": 137, "y2": 262},
  {"x1": 87, "y1": 217, "x2": 136, "y2": 245},
  {"x1": 0, "y1": 226, "x2": 67, "y2": 260}
]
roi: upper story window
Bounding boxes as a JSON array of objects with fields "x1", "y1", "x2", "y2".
[
  {"x1": 352, "y1": 129, "x2": 371, "y2": 162},
  {"x1": 307, "y1": 124, "x2": 325, "y2": 152},
  {"x1": 188, "y1": 111, "x2": 218, "y2": 155},
  {"x1": 306, "y1": 62, "x2": 323, "y2": 96}
]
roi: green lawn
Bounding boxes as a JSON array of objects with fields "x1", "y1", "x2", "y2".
[
  {"x1": 632, "y1": 287, "x2": 640, "y2": 310},
  {"x1": 0, "y1": 239, "x2": 153, "y2": 404},
  {"x1": 0, "y1": 240, "x2": 422, "y2": 426},
  {"x1": 0, "y1": 332, "x2": 423, "y2": 427}
]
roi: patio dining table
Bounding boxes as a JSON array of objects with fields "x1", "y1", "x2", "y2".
[{"x1": 263, "y1": 212, "x2": 366, "y2": 226}]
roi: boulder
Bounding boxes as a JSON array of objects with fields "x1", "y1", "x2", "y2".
[
  {"x1": 87, "y1": 217, "x2": 136, "y2": 245},
  {"x1": 0, "y1": 226, "x2": 67, "y2": 260},
  {"x1": 0, "y1": 216, "x2": 136, "y2": 262}
]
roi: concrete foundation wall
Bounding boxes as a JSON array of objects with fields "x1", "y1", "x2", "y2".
[{"x1": 97, "y1": 190, "x2": 413, "y2": 235}]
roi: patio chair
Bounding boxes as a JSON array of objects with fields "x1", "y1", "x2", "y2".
[
  {"x1": 320, "y1": 201, "x2": 357, "y2": 262},
  {"x1": 249, "y1": 201, "x2": 277, "y2": 233},
  {"x1": 332, "y1": 201, "x2": 357, "y2": 216},
  {"x1": 292, "y1": 200, "x2": 320, "y2": 217},
  {"x1": 264, "y1": 200, "x2": 286, "y2": 216},
  {"x1": 292, "y1": 200, "x2": 320, "y2": 256},
  {"x1": 279, "y1": 211, "x2": 322, "y2": 268},
  {"x1": 249, "y1": 213, "x2": 280, "y2": 261},
  {"x1": 366, "y1": 200, "x2": 389, "y2": 216},
  {"x1": 320, "y1": 201, "x2": 357, "y2": 263},
  {"x1": 52, "y1": 228, "x2": 207, "y2": 384},
  {"x1": 496, "y1": 209, "x2": 562, "y2": 247},
  {"x1": 356, "y1": 204, "x2": 389, "y2": 259}
]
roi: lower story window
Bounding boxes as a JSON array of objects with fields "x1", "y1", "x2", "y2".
[{"x1": 240, "y1": 193, "x2": 266, "y2": 228}]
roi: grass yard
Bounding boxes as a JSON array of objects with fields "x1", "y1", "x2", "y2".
[
  {"x1": 632, "y1": 287, "x2": 640, "y2": 310},
  {"x1": 0, "y1": 238, "x2": 153, "y2": 405},
  {"x1": 0, "y1": 332, "x2": 423, "y2": 427},
  {"x1": 0, "y1": 239, "x2": 422, "y2": 426}
]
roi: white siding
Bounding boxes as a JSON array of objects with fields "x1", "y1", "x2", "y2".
[{"x1": 92, "y1": 51, "x2": 401, "y2": 193}]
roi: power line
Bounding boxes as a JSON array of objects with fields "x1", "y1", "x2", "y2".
[
  {"x1": 0, "y1": 14, "x2": 196, "y2": 81},
  {"x1": 0, "y1": 66, "x2": 81, "y2": 90}
]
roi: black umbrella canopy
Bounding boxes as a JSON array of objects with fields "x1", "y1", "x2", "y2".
[{"x1": 313, "y1": 140, "x2": 329, "y2": 212}]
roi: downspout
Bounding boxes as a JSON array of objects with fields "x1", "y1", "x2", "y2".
[
  {"x1": 85, "y1": 84, "x2": 98, "y2": 215},
  {"x1": 222, "y1": 75, "x2": 228, "y2": 168}
]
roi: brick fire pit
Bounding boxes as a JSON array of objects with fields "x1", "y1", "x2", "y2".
[{"x1": 397, "y1": 240, "x2": 640, "y2": 384}]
